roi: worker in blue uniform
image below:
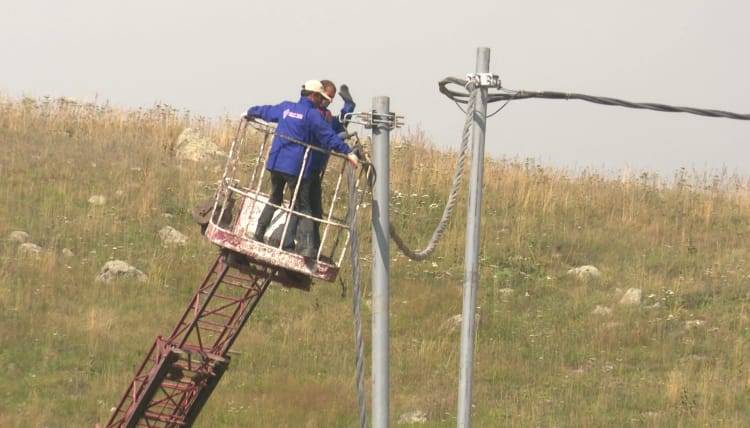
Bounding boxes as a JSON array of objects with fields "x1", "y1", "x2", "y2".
[
  {"x1": 244, "y1": 80, "x2": 358, "y2": 259},
  {"x1": 307, "y1": 80, "x2": 356, "y2": 247}
]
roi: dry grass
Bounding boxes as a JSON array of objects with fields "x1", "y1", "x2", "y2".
[{"x1": 1, "y1": 95, "x2": 750, "y2": 426}]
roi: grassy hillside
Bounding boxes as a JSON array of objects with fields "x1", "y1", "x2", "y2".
[{"x1": 1, "y1": 96, "x2": 750, "y2": 427}]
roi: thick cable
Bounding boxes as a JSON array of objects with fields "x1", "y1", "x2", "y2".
[
  {"x1": 387, "y1": 84, "x2": 478, "y2": 260},
  {"x1": 346, "y1": 163, "x2": 368, "y2": 428},
  {"x1": 439, "y1": 77, "x2": 750, "y2": 120}
]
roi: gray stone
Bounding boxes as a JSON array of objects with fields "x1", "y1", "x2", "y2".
[
  {"x1": 95, "y1": 260, "x2": 148, "y2": 283},
  {"x1": 88, "y1": 195, "x2": 107, "y2": 206},
  {"x1": 174, "y1": 128, "x2": 225, "y2": 162},
  {"x1": 441, "y1": 313, "x2": 480, "y2": 333},
  {"x1": 619, "y1": 288, "x2": 642, "y2": 306},
  {"x1": 8, "y1": 230, "x2": 30, "y2": 244},
  {"x1": 567, "y1": 265, "x2": 601, "y2": 280},
  {"x1": 497, "y1": 288, "x2": 514, "y2": 302},
  {"x1": 592, "y1": 305, "x2": 613, "y2": 316},
  {"x1": 158, "y1": 226, "x2": 188, "y2": 246},
  {"x1": 18, "y1": 242, "x2": 42, "y2": 257},
  {"x1": 397, "y1": 410, "x2": 427, "y2": 425},
  {"x1": 62, "y1": 248, "x2": 75, "y2": 258}
]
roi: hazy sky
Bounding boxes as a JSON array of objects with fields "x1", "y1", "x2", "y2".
[{"x1": 2, "y1": 1, "x2": 749, "y2": 175}]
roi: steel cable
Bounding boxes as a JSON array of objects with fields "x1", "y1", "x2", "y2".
[
  {"x1": 346, "y1": 163, "x2": 368, "y2": 428},
  {"x1": 388, "y1": 83, "x2": 479, "y2": 261},
  {"x1": 439, "y1": 77, "x2": 750, "y2": 120}
]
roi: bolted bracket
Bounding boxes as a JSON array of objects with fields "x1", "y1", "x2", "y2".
[
  {"x1": 344, "y1": 111, "x2": 404, "y2": 130},
  {"x1": 466, "y1": 72, "x2": 502, "y2": 89}
]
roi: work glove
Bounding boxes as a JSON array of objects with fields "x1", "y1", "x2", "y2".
[
  {"x1": 346, "y1": 152, "x2": 359, "y2": 168},
  {"x1": 339, "y1": 84, "x2": 355, "y2": 106},
  {"x1": 241, "y1": 111, "x2": 255, "y2": 121}
]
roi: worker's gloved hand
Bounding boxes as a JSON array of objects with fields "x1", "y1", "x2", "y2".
[
  {"x1": 339, "y1": 84, "x2": 354, "y2": 105},
  {"x1": 241, "y1": 111, "x2": 255, "y2": 121},
  {"x1": 346, "y1": 152, "x2": 359, "y2": 168}
]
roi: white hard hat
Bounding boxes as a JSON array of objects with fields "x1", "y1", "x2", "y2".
[{"x1": 302, "y1": 80, "x2": 332, "y2": 102}]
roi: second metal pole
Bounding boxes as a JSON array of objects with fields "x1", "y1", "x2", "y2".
[
  {"x1": 457, "y1": 47, "x2": 490, "y2": 428},
  {"x1": 372, "y1": 96, "x2": 391, "y2": 428}
]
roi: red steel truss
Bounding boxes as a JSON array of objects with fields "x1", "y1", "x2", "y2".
[{"x1": 105, "y1": 251, "x2": 276, "y2": 427}]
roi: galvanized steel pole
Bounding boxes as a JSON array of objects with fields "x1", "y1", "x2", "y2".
[
  {"x1": 457, "y1": 47, "x2": 490, "y2": 428},
  {"x1": 372, "y1": 96, "x2": 391, "y2": 428}
]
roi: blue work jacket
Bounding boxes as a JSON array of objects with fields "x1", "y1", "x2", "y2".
[
  {"x1": 247, "y1": 97, "x2": 352, "y2": 179},
  {"x1": 309, "y1": 100, "x2": 356, "y2": 173}
]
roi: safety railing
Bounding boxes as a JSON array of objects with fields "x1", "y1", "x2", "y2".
[{"x1": 206, "y1": 118, "x2": 367, "y2": 275}]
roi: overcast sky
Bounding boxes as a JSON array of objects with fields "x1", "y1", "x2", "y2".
[{"x1": 2, "y1": 0, "x2": 749, "y2": 175}]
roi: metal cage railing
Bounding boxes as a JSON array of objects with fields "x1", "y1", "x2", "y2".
[{"x1": 203, "y1": 118, "x2": 368, "y2": 282}]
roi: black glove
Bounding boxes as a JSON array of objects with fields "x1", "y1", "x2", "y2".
[{"x1": 339, "y1": 84, "x2": 354, "y2": 105}]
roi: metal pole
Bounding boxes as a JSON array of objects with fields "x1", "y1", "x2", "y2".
[
  {"x1": 457, "y1": 47, "x2": 490, "y2": 428},
  {"x1": 372, "y1": 96, "x2": 391, "y2": 428}
]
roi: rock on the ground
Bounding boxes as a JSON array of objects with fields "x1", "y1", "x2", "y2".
[
  {"x1": 498, "y1": 288, "x2": 514, "y2": 301},
  {"x1": 88, "y1": 195, "x2": 107, "y2": 206},
  {"x1": 441, "y1": 313, "x2": 481, "y2": 333},
  {"x1": 158, "y1": 226, "x2": 188, "y2": 246},
  {"x1": 62, "y1": 248, "x2": 75, "y2": 257},
  {"x1": 95, "y1": 260, "x2": 148, "y2": 283},
  {"x1": 397, "y1": 410, "x2": 427, "y2": 425},
  {"x1": 619, "y1": 288, "x2": 642, "y2": 306},
  {"x1": 18, "y1": 242, "x2": 42, "y2": 256},
  {"x1": 592, "y1": 305, "x2": 613, "y2": 316},
  {"x1": 567, "y1": 265, "x2": 601, "y2": 280},
  {"x1": 174, "y1": 128, "x2": 225, "y2": 162},
  {"x1": 8, "y1": 230, "x2": 30, "y2": 244}
]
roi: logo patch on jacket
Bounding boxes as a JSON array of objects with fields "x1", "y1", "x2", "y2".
[{"x1": 282, "y1": 109, "x2": 304, "y2": 120}]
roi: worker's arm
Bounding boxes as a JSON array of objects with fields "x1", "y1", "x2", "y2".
[
  {"x1": 310, "y1": 110, "x2": 351, "y2": 154},
  {"x1": 331, "y1": 101, "x2": 355, "y2": 134},
  {"x1": 333, "y1": 85, "x2": 356, "y2": 133},
  {"x1": 246, "y1": 102, "x2": 286, "y2": 123},
  {"x1": 309, "y1": 109, "x2": 358, "y2": 167}
]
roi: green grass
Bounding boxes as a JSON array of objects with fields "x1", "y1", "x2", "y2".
[{"x1": 1, "y1": 96, "x2": 750, "y2": 426}]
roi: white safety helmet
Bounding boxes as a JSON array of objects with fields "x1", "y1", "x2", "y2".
[{"x1": 302, "y1": 80, "x2": 332, "y2": 102}]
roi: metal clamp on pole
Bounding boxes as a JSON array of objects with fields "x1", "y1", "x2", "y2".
[
  {"x1": 465, "y1": 72, "x2": 501, "y2": 89},
  {"x1": 344, "y1": 111, "x2": 405, "y2": 130}
]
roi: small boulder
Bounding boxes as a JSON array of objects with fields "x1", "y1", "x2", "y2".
[
  {"x1": 158, "y1": 226, "x2": 188, "y2": 246},
  {"x1": 8, "y1": 230, "x2": 30, "y2": 244},
  {"x1": 592, "y1": 305, "x2": 613, "y2": 316},
  {"x1": 95, "y1": 260, "x2": 148, "y2": 283},
  {"x1": 88, "y1": 195, "x2": 107, "y2": 206},
  {"x1": 18, "y1": 242, "x2": 42, "y2": 257},
  {"x1": 62, "y1": 248, "x2": 75, "y2": 258},
  {"x1": 619, "y1": 288, "x2": 642, "y2": 306},
  {"x1": 397, "y1": 410, "x2": 427, "y2": 425},
  {"x1": 567, "y1": 265, "x2": 601, "y2": 280},
  {"x1": 441, "y1": 313, "x2": 480, "y2": 333},
  {"x1": 174, "y1": 128, "x2": 225, "y2": 162}
]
